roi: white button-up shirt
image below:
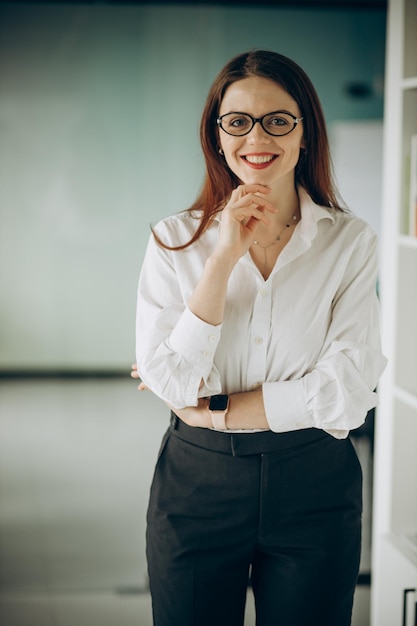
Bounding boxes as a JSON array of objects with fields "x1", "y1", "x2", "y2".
[{"x1": 136, "y1": 187, "x2": 387, "y2": 439}]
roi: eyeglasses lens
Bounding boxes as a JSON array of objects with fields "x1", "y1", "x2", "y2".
[{"x1": 220, "y1": 112, "x2": 297, "y2": 136}]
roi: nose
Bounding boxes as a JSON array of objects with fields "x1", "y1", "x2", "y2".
[{"x1": 247, "y1": 121, "x2": 271, "y2": 142}]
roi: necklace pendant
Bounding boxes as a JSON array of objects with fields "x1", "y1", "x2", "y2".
[{"x1": 251, "y1": 212, "x2": 298, "y2": 249}]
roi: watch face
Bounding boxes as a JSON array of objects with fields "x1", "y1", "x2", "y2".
[{"x1": 209, "y1": 395, "x2": 228, "y2": 411}]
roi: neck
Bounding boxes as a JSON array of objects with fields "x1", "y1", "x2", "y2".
[{"x1": 258, "y1": 184, "x2": 301, "y2": 229}]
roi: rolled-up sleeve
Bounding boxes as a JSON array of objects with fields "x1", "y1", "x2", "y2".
[
  {"x1": 263, "y1": 230, "x2": 387, "y2": 439},
  {"x1": 136, "y1": 232, "x2": 222, "y2": 408}
]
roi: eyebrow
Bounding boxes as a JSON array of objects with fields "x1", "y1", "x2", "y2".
[{"x1": 221, "y1": 109, "x2": 298, "y2": 117}]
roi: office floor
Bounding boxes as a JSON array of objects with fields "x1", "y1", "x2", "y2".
[{"x1": 0, "y1": 379, "x2": 372, "y2": 626}]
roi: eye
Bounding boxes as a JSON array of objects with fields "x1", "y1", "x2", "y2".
[
  {"x1": 265, "y1": 114, "x2": 290, "y2": 128},
  {"x1": 227, "y1": 115, "x2": 251, "y2": 129}
]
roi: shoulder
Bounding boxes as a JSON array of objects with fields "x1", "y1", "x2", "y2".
[
  {"x1": 328, "y1": 209, "x2": 377, "y2": 246},
  {"x1": 300, "y1": 187, "x2": 377, "y2": 248},
  {"x1": 152, "y1": 210, "x2": 205, "y2": 247}
]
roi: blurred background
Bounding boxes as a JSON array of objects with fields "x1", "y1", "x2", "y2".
[{"x1": 0, "y1": 0, "x2": 386, "y2": 624}]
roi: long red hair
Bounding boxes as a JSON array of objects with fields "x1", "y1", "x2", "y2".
[{"x1": 155, "y1": 49, "x2": 344, "y2": 250}]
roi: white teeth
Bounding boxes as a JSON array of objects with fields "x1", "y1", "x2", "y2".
[{"x1": 245, "y1": 155, "x2": 275, "y2": 164}]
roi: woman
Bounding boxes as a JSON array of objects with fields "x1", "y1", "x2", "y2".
[{"x1": 133, "y1": 50, "x2": 386, "y2": 626}]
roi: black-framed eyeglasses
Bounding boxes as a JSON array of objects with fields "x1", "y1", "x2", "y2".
[{"x1": 216, "y1": 111, "x2": 303, "y2": 137}]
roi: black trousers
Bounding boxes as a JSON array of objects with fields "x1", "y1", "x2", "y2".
[{"x1": 146, "y1": 414, "x2": 362, "y2": 626}]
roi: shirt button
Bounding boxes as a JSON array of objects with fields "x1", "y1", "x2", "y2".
[
  {"x1": 208, "y1": 335, "x2": 216, "y2": 342},
  {"x1": 203, "y1": 350, "x2": 211, "y2": 358},
  {"x1": 260, "y1": 289, "x2": 268, "y2": 297},
  {"x1": 254, "y1": 336, "x2": 263, "y2": 345}
]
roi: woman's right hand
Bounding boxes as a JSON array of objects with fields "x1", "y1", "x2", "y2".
[
  {"x1": 130, "y1": 363, "x2": 149, "y2": 391},
  {"x1": 217, "y1": 184, "x2": 277, "y2": 260}
]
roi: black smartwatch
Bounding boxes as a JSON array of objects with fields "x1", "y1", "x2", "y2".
[{"x1": 208, "y1": 394, "x2": 229, "y2": 430}]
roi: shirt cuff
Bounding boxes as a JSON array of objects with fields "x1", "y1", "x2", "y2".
[
  {"x1": 169, "y1": 306, "x2": 222, "y2": 364},
  {"x1": 262, "y1": 379, "x2": 311, "y2": 432}
]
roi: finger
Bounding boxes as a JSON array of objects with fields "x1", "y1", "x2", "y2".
[
  {"x1": 234, "y1": 183, "x2": 272, "y2": 197},
  {"x1": 227, "y1": 185, "x2": 271, "y2": 207},
  {"x1": 239, "y1": 208, "x2": 272, "y2": 227},
  {"x1": 230, "y1": 200, "x2": 276, "y2": 225},
  {"x1": 245, "y1": 197, "x2": 277, "y2": 215},
  {"x1": 229, "y1": 191, "x2": 277, "y2": 212}
]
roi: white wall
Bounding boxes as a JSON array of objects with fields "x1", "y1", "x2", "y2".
[{"x1": 330, "y1": 120, "x2": 383, "y2": 238}]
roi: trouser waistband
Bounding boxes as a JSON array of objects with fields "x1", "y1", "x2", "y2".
[{"x1": 170, "y1": 412, "x2": 328, "y2": 457}]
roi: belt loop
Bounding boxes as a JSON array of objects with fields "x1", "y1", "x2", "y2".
[
  {"x1": 231, "y1": 435, "x2": 236, "y2": 457},
  {"x1": 170, "y1": 411, "x2": 179, "y2": 431}
]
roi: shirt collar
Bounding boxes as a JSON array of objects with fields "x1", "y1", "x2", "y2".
[{"x1": 297, "y1": 186, "x2": 334, "y2": 243}]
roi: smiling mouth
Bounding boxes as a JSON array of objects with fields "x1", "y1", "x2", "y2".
[
  {"x1": 241, "y1": 154, "x2": 278, "y2": 168},
  {"x1": 242, "y1": 154, "x2": 277, "y2": 165}
]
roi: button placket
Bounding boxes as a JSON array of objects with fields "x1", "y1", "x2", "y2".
[{"x1": 247, "y1": 285, "x2": 272, "y2": 389}]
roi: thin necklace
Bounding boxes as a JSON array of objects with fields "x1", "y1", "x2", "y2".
[
  {"x1": 252, "y1": 213, "x2": 298, "y2": 248},
  {"x1": 251, "y1": 212, "x2": 298, "y2": 275}
]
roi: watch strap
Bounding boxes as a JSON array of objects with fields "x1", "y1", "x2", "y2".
[{"x1": 210, "y1": 410, "x2": 228, "y2": 431}]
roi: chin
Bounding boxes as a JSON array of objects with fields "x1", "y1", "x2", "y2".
[
  {"x1": 238, "y1": 171, "x2": 271, "y2": 185},
  {"x1": 247, "y1": 175, "x2": 274, "y2": 187}
]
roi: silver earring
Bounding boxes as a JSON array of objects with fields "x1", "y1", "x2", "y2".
[{"x1": 219, "y1": 148, "x2": 224, "y2": 155}]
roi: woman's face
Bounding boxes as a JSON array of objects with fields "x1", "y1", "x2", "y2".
[{"x1": 218, "y1": 76, "x2": 305, "y2": 190}]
